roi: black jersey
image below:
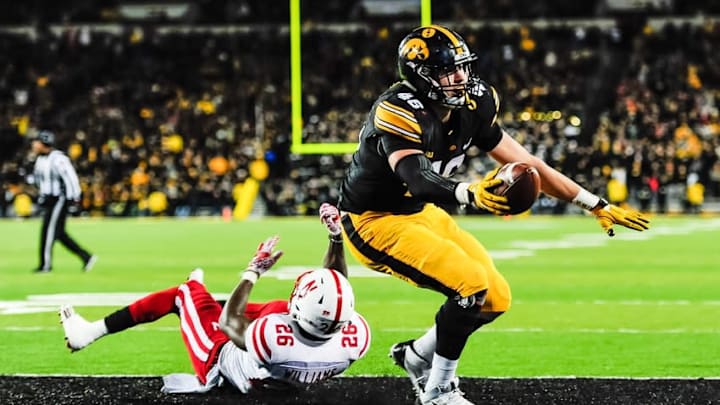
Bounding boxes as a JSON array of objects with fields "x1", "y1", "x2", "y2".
[{"x1": 338, "y1": 80, "x2": 503, "y2": 214}]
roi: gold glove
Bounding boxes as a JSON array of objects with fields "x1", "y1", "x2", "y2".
[
  {"x1": 468, "y1": 167, "x2": 510, "y2": 215},
  {"x1": 591, "y1": 203, "x2": 650, "y2": 237}
]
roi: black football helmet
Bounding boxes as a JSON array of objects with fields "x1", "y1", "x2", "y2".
[{"x1": 397, "y1": 25, "x2": 478, "y2": 109}]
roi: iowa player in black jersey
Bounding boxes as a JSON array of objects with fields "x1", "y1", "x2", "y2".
[{"x1": 337, "y1": 25, "x2": 649, "y2": 405}]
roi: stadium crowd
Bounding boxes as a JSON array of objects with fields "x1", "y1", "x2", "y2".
[
  {"x1": 2, "y1": 0, "x2": 717, "y2": 24},
  {"x1": 0, "y1": 10, "x2": 719, "y2": 217}
]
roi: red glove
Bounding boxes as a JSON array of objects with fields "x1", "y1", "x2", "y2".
[
  {"x1": 319, "y1": 203, "x2": 342, "y2": 236},
  {"x1": 247, "y1": 236, "x2": 283, "y2": 276}
]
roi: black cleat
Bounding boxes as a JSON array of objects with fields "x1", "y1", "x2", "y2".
[{"x1": 390, "y1": 339, "x2": 431, "y2": 402}]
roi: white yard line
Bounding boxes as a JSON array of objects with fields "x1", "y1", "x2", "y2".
[
  {"x1": 4, "y1": 325, "x2": 719, "y2": 334},
  {"x1": 3, "y1": 297, "x2": 720, "y2": 315},
  {"x1": 379, "y1": 327, "x2": 720, "y2": 334},
  {"x1": 513, "y1": 299, "x2": 720, "y2": 306}
]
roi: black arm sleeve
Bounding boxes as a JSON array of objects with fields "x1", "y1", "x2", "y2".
[{"x1": 394, "y1": 154, "x2": 460, "y2": 204}]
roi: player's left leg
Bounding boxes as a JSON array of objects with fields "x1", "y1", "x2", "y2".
[
  {"x1": 420, "y1": 206, "x2": 511, "y2": 405},
  {"x1": 418, "y1": 292, "x2": 489, "y2": 405},
  {"x1": 36, "y1": 197, "x2": 62, "y2": 272},
  {"x1": 60, "y1": 285, "x2": 182, "y2": 352},
  {"x1": 60, "y1": 269, "x2": 216, "y2": 352},
  {"x1": 53, "y1": 199, "x2": 93, "y2": 267},
  {"x1": 345, "y1": 204, "x2": 496, "y2": 404}
]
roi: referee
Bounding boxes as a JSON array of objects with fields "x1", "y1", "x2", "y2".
[{"x1": 30, "y1": 130, "x2": 97, "y2": 273}]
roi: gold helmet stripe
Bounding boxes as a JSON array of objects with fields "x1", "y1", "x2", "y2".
[{"x1": 430, "y1": 25, "x2": 465, "y2": 56}]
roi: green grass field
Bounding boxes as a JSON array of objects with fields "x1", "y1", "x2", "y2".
[{"x1": 1, "y1": 215, "x2": 719, "y2": 378}]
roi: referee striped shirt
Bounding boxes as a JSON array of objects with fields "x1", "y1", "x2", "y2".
[{"x1": 33, "y1": 150, "x2": 81, "y2": 200}]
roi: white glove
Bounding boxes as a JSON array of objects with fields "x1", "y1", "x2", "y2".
[
  {"x1": 319, "y1": 203, "x2": 342, "y2": 236},
  {"x1": 247, "y1": 236, "x2": 283, "y2": 276}
]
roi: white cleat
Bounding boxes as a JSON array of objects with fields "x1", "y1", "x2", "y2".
[
  {"x1": 188, "y1": 268, "x2": 205, "y2": 284},
  {"x1": 420, "y1": 380, "x2": 474, "y2": 405},
  {"x1": 59, "y1": 305, "x2": 97, "y2": 352}
]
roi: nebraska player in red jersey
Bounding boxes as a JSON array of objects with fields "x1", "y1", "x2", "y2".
[{"x1": 59, "y1": 203, "x2": 370, "y2": 394}]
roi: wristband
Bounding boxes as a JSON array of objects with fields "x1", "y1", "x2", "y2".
[
  {"x1": 241, "y1": 271, "x2": 259, "y2": 284},
  {"x1": 455, "y1": 182, "x2": 471, "y2": 205},
  {"x1": 329, "y1": 234, "x2": 343, "y2": 244},
  {"x1": 572, "y1": 188, "x2": 601, "y2": 211}
]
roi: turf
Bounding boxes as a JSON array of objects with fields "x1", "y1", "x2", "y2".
[{"x1": 1, "y1": 215, "x2": 719, "y2": 378}]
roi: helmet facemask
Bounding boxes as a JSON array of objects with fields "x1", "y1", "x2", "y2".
[{"x1": 421, "y1": 58, "x2": 478, "y2": 109}]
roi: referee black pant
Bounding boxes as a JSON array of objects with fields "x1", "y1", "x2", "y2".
[{"x1": 39, "y1": 196, "x2": 91, "y2": 271}]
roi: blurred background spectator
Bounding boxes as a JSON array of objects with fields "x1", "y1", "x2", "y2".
[{"x1": 1, "y1": 0, "x2": 718, "y2": 217}]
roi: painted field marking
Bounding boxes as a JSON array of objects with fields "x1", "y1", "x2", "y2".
[
  {"x1": 515, "y1": 299, "x2": 720, "y2": 306},
  {"x1": 380, "y1": 327, "x2": 720, "y2": 334},
  {"x1": 4, "y1": 325, "x2": 720, "y2": 334},
  {"x1": 3, "y1": 294, "x2": 720, "y2": 315}
]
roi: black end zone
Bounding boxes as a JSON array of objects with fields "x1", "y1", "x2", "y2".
[{"x1": 1, "y1": 376, "x2": 718, "y2": 404}]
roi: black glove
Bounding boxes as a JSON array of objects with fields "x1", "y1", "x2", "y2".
[{"x1": 37, "y1": 195, "x2": 46, "y2": 206}]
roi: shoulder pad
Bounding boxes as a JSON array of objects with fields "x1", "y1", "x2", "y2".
[
  {"x1": 352, "y1": 313, "x2": 372, "y2": 359},
  {"x1": 245, "y1": 316, "x2": 275, "y2": 365},
  {"x1": 467, "y1": 80, "x2": 500, "y2": 125},
  {"x1": 373, "y1": 92, "x2": 425, "y2": 144}
]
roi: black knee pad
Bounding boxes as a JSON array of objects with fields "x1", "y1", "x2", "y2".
[
  {"x1": 435, "y1": 290, "x2": 488, "y2": 338},
  {"x1": 434, "y1": 291, "x2": 488, "y2": 360}
]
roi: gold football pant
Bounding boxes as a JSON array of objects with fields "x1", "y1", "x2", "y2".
[{"x1": 341, "y1": 204, "x2": 511, "y2": 312}]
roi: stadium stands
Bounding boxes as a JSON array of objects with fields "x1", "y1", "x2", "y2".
[{"x1": 0, "y1": 4, "x2": 718, "y2": 217}]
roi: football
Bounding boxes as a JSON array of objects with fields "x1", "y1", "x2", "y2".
[{"x1": 490, "y1": 162, "x2": 541, "y2": 214}]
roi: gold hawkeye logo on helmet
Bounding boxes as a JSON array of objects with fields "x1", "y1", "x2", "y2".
[
  {"x1": 421, "y1": 28, "x2": 436, "y2": 38},
  {"x1": 401, "y1": 38, "x2": 429, "y2": 61}
]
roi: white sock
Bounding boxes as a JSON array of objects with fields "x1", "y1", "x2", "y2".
[
  {"x1": 90, "y1": 319, "x2": 109, "y2": 341},
  {"x1": 411, "y1": 325, "x2": 436, "y2": 363},
  {"x1": 425, "y1": 353, "x2": 458, "y2": 390}
]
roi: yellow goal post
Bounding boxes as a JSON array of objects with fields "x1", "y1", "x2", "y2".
[{"x1": 289, "y1": 0, "x2": 432, "y2": 154}]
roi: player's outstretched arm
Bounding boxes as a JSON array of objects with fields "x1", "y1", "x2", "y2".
[
  {"x1": 488, "y1": 131, "x2": 649, "y2": 236},
  {"x1": 319, "y1": 203, "x2": 348, "y2": 278},
  {"x1": 589, "y1": 202, "x2": 650, "y2": 237},
  {"x1": 219, "y1": 236, "x2": 283, "y2": 350}
]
